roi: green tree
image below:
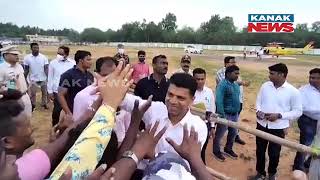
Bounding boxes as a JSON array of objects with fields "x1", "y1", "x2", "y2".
[
  {"x1": 80, "y1": 28, "x2": 105, "y2": 43},
  {"x1": 119, "y1": 22, "x2": 143, "y2": 42},
  {"x1": 176, "y1": 26, "x2": 196, "y2": 43},
  {"x1": 144, "y1": 22, "x2": 163, "y2": 42},
  {"x1": 160, "y1": 13, "x2": 177, "y2": 31},
  {"x1": 311, "y1": 21, "x2": 320, "y2": 33}
]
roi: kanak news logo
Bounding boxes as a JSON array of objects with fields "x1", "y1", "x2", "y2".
[{"x1": 248, "y1": 14, "x2": 294, "y2": 33}]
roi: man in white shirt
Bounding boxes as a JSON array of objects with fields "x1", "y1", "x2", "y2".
[
  {"x1": 293, "y1": 68, "x2": 320, "y2": 172},
  {"x1": 120, "y1": 73, "x2": 207, "y2": 164},
  {"x1": 24, "y1": 43, "x2": 49, "y2": 110},
  {"x1": 252, "y1": 63, "x2": 302, "y2": 180},
  {"x1": 216, "y1": 56, "x2": 249, "y2": 145},
  {"x1": 192, "y1": 68, "x2": 215, "y2": 165},
  {"x1": 173, "y1": 55, "x2": 193, "y2": 75},
  {"x1": 257, "y1": 48, "x2": 264, "y2": 60},
  {"x1": 47, "y1": 46, "x2": 75, "y2": 126},
  {"x1": 0, "y1": 46, "x2": 32, "y2": 117}
]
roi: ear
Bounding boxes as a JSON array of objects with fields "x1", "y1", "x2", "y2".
[
  {"x1": 190, "y1": 96, "x2": 195, "y2": 105},
  {"x1": 1, "y1": 137, "x2": 15, "y2": 151}
]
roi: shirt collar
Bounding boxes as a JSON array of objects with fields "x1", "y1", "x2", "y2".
[
  {"x1": 59, "y1": 58, "x2": 72, "y2": 62},
  {"x1": 196, "y1": 86, "x2": 207, "y2": 92},
  {"x1": 74, "y1": 65, "x2": 89, "y2": 74},
  {"x1": 226, "y1": 79, "x2": 236, "y2": 84},
  {"x1": 179, "y1": 68, "x2": 191, "y2": 74},
  {"x1": 309, "y1": 84, "x2": 320, "y2": 93},
  {"x1": 149, "y1": 73, "x2": 167, "y2": 83},
  {"x1": 271, "y1": 81, "x2": 288, "y2": 89},
  {"x1": 31, "y1": 53, "x2": 39, "y2": 57},
  {"x1": 3, "y1": 61, "x2": 14, "y2": 68},
  {"x1": 178, "y1": 109, "x2": 192, "y2": 126}
]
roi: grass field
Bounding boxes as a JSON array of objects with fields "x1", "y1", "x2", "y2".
[{"x1": 24, "y1": 45, "x2": 320, "y2": 180}]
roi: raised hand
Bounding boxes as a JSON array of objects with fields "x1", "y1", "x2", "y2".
[
  {"x1": 166, "y1": 124, "x2": 201, "y2": 162},
  {"x1": 97, "y1": 61, "x2": 134, "y2": 109},
  {"x1": 131, "y1": 121, "x2": 167, "y2": 160},
  {"x1": 131, "y1": 95, "x2": 152, "y2": 123}
]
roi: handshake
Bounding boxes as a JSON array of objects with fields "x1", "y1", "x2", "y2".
[{"x1": 256, "y1": 111, "x2": 282, "y2": 122}]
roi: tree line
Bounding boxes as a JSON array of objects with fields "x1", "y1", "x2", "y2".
[{"x1": 1, "y1": 13, "x2": 320, "y2": 48}]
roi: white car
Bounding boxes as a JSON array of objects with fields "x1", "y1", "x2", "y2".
[
  {"x1": 0, "y1": 40, "x2": 12, "y2": 46},
  {"x1": 184, "y1": 45, "x2": 203, "y2": 54}
]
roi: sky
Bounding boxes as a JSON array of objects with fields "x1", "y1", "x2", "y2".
[{"x1": 0, "y1": 0, "x2": 319, "y2": 32}]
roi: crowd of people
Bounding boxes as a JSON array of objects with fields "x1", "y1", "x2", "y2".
[{"x1": 0, "y1": 43, "x2": 319, "y2": 180}]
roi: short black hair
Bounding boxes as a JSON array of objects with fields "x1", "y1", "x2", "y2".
[
  {"x1": 225, "y1": 65, "x2": 240, "y2": 76},
  {"x1": 59, "y1": 46, "x2": 70, "y2": 56},
  {"x1": 30, "y1": 42, "x2": 39, "y2": 49},
  {"x1": 0, "y1": 99, "x2": 24, "y2": 137},
  {"x1": 268, "y1": 63, "x2": 288, "y2": 77},
  {"x1": 224, "y1": 56, "x2": 235, "y2": 64},
  {"x1": 74, "y1": 50, "x2": 91, "y2": 64},
  {"x1": 96, "y1": 56, "x2": 118, "y2": 73},
  {"x1": 0, "y1": 89, "x2": 23, "y2": 101},
  {"x1": 152, "y1": 55, "x2": 167, "y2": 64},
  {"x1": 309, "y1": 68, "x2": 320, "y2": 75},
  {"x1": 169, "y1": 73, "x2": 197, "y2": 97},
  {"x1": 138, "y1": 50, "x2": 146, "y2": 56},
  {"x1": 193, "y1": 68, "x2": 206, "y2": 76}
]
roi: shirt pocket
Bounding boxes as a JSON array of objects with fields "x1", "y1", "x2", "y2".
[{"x1": 225, "y1": 86, "x2": 233, "y2": 97}]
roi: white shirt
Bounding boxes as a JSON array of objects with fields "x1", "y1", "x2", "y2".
[
  {"x1": 173, "y1": 68, "x2": 193, "y2": 76},
  {"x1": 121, "y1": 94, "x2": 208, "y2": 154},
  {"x1": 300, "y1": 84, "x2": 320, "y2": 120},
  {"x1": 23, "y1": 53, "x2": 49, "y2": 82},
  {"x1": 193, "y1": 86, "x2": 215, "y2": 113},
  {"x1": 256, "y1": 81, "x2": 302, "y2": 129},
  {"x1": 258, "y1": 50, "x2": 264, "y2": 55},
  {"x1": 0, "y1": 61, "x2": 32, "y2": 116},
  {"x1": 47, "y1": 58, "x2": 75, "y2": 94}
]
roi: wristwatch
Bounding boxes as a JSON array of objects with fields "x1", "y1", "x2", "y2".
[{"x1": 122, "y1": 151, "x2": 139, "y2": 166}]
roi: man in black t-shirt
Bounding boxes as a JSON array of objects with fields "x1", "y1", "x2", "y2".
[
  {"x1": 134, "y1": 55, "x2": 169, "y2": 103},
  {"x1": 58, "y1": 50, "x2": 94, "y2": 124}
]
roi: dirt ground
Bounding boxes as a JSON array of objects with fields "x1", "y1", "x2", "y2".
[{"x1": 26, "y1": 45, "x2": 320, "y2": 180}]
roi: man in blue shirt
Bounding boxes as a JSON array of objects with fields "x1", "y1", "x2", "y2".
[{"x1": 213, "y1": 65, "x2": 241, "y2": 162}]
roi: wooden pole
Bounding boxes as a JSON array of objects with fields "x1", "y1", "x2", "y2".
[
  {"x1": 206, "y1": 167, "x2": 233, "y2": 180},
  {"x1": 127, "y1": 90, "x2": 319, "y2": 178},
  {"x1": 190, "y1": 106, "x2": 319, "y2": 156},
  {"x1": 308, "y1": 121, "x2": 320, "y2": 180}
]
